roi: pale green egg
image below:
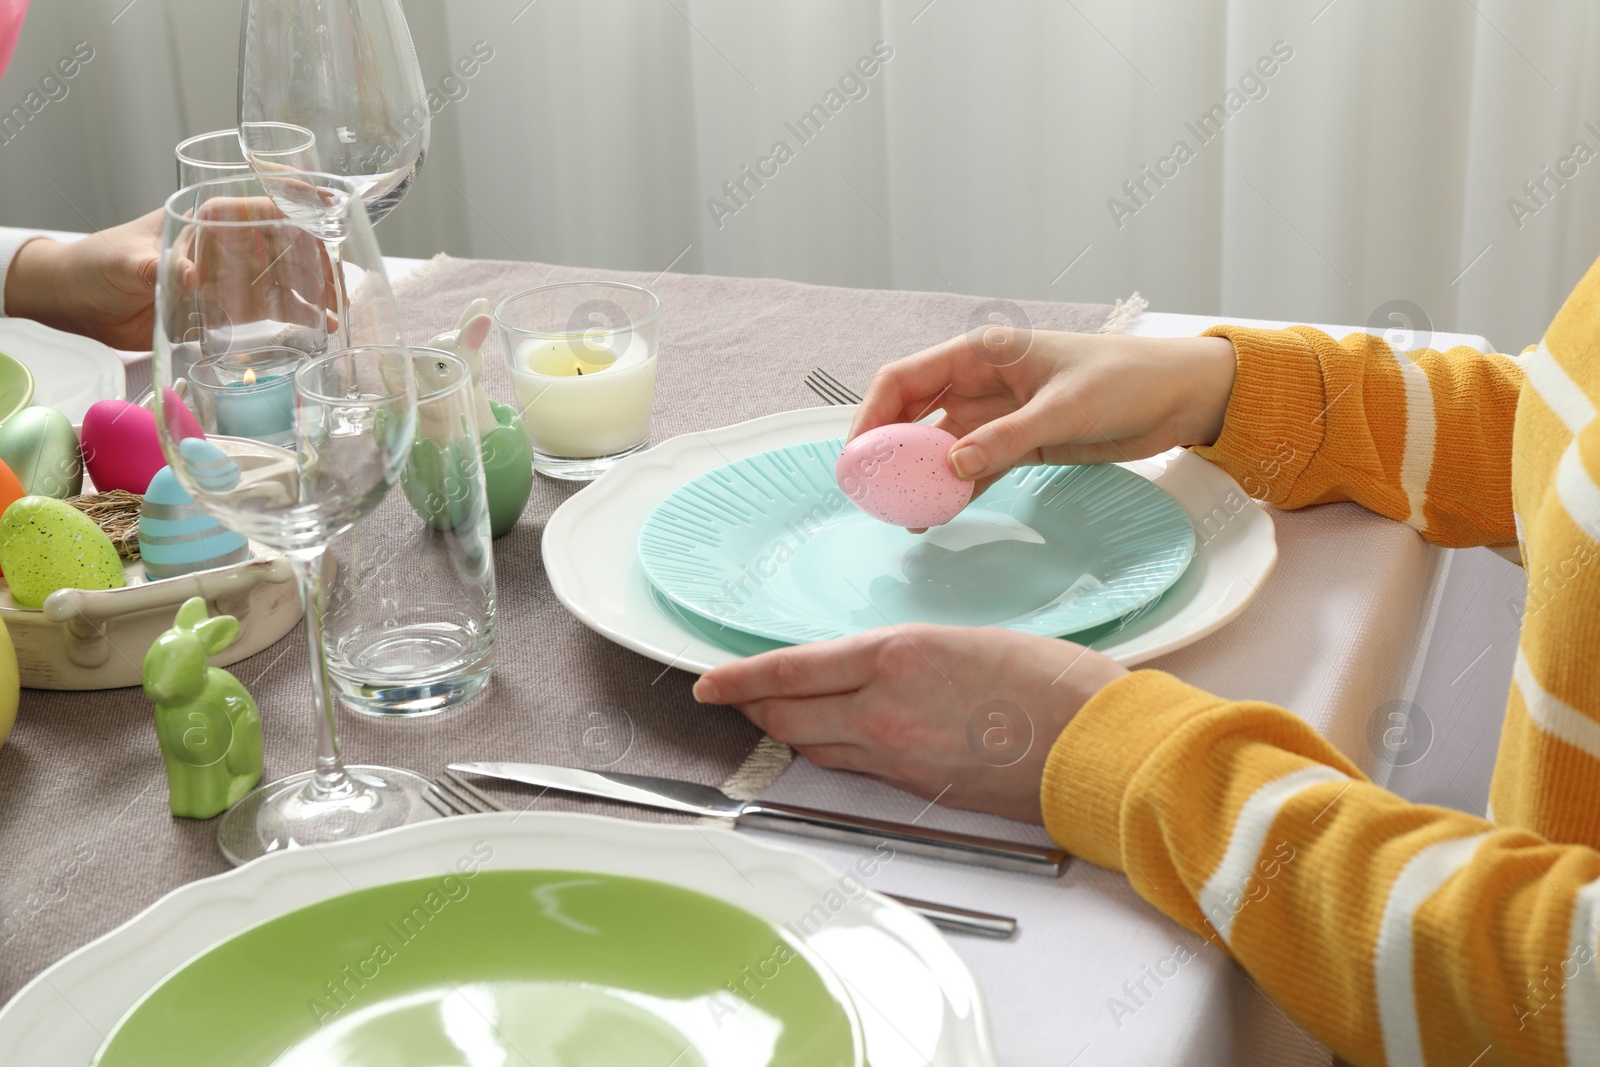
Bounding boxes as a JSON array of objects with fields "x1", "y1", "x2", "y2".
[
  {"x1": 0, "y1": 407, "x2": 83, "y2": 498},
  {"x1": 0, "y1": 495, "x2": 125, "y2": 608}
]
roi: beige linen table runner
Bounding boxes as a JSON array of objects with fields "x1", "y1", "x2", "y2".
[{"x1": 0, "y1": 254, "x2": 1111, "y2": 1000}]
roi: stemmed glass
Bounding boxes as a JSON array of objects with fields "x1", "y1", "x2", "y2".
[
  {"x1": 238, "y1": 0, "x2": 427, "y2": 343},
  {"x1": 237, "y1": 0, "x2": 429, "y2": 226},
  {"x1": 153, "y1": 175, "x2": 432, "y2": 865}
]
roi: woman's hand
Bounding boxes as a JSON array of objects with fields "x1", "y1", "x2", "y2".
[
  {"x1": 694, "y1": 624, "x2": 1127, "y2": 824},
  {"x1": 5, "y1": 208, "x2": 163, "y2": 350},
  {"x1": 850, "y1": 328, "x2": 1238, "y2": 499}
]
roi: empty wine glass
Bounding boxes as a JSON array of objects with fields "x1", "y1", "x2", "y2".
[
  {"x1": 153, "y1": 174, "x2": 431, "y2": 865},
  {"x1": 237, "y1": 0, "x2": 429, "y2": 227}
]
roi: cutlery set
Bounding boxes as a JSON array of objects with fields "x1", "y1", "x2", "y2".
[{"x1": 429, "y1": 762, "x2": 1032, "y2": 938}]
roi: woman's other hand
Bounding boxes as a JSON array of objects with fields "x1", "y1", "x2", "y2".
[{"x1": 694, "y1": 624, "x2": 1127, "y2": 824}]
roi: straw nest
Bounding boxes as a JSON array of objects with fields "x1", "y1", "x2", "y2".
[{"x1": 65, "y1": 490, "x2": 143, "y2": 561}]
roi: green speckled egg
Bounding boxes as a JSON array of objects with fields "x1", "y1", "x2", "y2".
[
  {"x1": 0, "y1": 495, "x2": 125, "y2": 608},
  {"x1": 0, "y1": 407, "x2": 83, "y2": 498}
]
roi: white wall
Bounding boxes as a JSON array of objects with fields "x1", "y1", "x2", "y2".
[{"x1": 2, "y1": 0, "x2": 1598, "y2": 352}]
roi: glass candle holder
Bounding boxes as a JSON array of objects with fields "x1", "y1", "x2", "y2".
[
  {"x1": 186, "y1": 347, "x2": 308, "y2": 446},
  {"x1": 493, "y1": 282, "x2": 661, "y2": 481}
]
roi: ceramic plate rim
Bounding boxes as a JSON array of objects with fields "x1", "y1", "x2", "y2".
[
  {"x1": 0, "y1": 812, "x2": 996, "y2": 1067},
  {"x1": 544, "y1": 406, "x2": 1276, "y2": 673},
  {"x1": 638, "y1": 441, "x2": 1196, "y2": 643},
  {"x1": 0, "y1": 317, "x2": 127, "y2": 428}
]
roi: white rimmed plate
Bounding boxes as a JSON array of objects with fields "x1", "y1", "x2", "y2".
[
  {"x1": 0, "y1": 318, "x2": 126, "y2": 426},
  {"x1": 0, "y1": 812, "x2": 996, "y2": 1067},
  {"x1": 546, "y1": 406, "x2": 1276, "y2": 671}
]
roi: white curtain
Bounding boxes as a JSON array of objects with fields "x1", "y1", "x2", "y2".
[{"x1": 1, "y1": 0, "x2": 1596, "y2": 352}]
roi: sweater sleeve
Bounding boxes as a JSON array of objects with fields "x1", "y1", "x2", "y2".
[
  {"x1": 1043, "y1": 671, "x2": 1600, "y2": 1067},
  {"x1": 0, "y1": 231, "x2": 46, "y2": 319},
  {"x1": 1193, "y1": 325, "x2": 1523, "y2": 549}
]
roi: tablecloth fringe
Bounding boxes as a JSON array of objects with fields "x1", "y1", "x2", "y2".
[
  {"x1": 1099, "y1": 290, "x2": 1148, "y2": 334},
  {"x1": 719, "y1": 735, "x2": 795, "y2": 801}
]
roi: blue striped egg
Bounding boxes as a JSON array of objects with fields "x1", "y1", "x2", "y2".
[
  {"x1": 139, "y1": 453, "x2": 249, "y2": 580},
  {"x1": 178, "y1": 437, "x2": 243, "y2": 494}
]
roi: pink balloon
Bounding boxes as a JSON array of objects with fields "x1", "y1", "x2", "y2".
[
  {"x1": 0, "y1": 1, "x2": 28, "y2": 82},
  {"x1": 81, "y1": 397, "x2": 204, "y2": 494}
]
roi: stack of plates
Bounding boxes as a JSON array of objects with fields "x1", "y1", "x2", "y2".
[
  {"x1": 547, "y1": 407, "x2": 1278, "y2": 671},
  {"x1": 638, "y1": 438, "x2": 1197, "y2": 649},
  {"x1": 0, "y1": 814, "x2": 997, "y2": 1065}
]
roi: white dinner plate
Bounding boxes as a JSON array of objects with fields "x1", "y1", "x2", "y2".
[
  {"x1": 0, "y1": 813, "x2": 996, "y2": 1067},
  {"x1": 545, "y1": 406, "x2": 1277, "y2": 671},
  {"x1": 0, "y1": 318, "x2": 126, "y2": 426}
]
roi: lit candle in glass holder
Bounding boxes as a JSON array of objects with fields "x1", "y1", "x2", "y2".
[
  {"x1": 494, "y1": 283, "x2": 662, "y2": 481},
  {"x1": 187, "y1": 347, "x2": 306, "y2": 446}
]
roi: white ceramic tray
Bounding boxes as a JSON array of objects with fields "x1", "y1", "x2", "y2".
[
  {"x1": 545, "y1": 406, "x2": 1277, "y2": 672},
  {"x1": 0, "y1": 812, "x2": 997, "y2": 1067}
]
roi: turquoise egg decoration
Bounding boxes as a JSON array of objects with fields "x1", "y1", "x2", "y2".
[
  {"x1": 178, "y1": 436, "x2": 244, "y2": 493},
  {"x1": 139, "y1": 446, "x2": 249, "y2": 580}
]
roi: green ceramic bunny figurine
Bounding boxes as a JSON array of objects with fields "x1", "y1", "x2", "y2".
[{"x1": 142, "y1": 597, "x2": 264, "y2": 819}]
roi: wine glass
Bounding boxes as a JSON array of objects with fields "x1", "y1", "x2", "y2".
[
  {"x1": 153, "y1": 174, "x2": 432, "y2": 865},
  {"x1": 236, "y1": 0, "x2": 429, "y2": 227}
]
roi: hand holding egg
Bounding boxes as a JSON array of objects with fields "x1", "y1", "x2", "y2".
[{"x1": 835, "y1": 423, "x2": 972, "y2": 529}]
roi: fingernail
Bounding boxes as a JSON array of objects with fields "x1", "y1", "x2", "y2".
[
  {"x1": 693, "y1": 677, "x2": 720, "y2": 703},
  {"x1": 949, "y1": 444, "x2": 985, "y2": 479}
]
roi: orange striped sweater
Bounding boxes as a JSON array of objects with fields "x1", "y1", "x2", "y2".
[{"x1": 1042, "y1": 258, "x2": 1600, "y2": 1066}]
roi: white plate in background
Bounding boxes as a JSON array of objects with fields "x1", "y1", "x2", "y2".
[{"x1": 0, "y1": 318, "x2": 126, "y2": 426}]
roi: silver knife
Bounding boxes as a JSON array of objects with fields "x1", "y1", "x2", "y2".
[{"x1": 448, "y1": 760, "x2": 1066, "y2": 877}]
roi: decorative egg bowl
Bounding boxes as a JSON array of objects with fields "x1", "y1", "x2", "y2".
[{"x1": 0, "y1": 436, "x2": 303, "y2": 690}]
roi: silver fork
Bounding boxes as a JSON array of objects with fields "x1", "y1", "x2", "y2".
[
  {"x1": 423, "y1": 771, "x2": 1018, "y2": 939},
  {"x1": 803, "y1": 367, "x2": 864, "y2": 406}
]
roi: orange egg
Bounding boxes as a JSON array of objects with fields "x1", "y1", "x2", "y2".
[{"x1": 0, "y1": 459, "x2": 23, "y2": 517}]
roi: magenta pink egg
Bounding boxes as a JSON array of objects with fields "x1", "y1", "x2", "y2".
[
  {"x1": 81, "y1": 397, "x2": 205, "y2": 494},
  {"x1": 835, "y1": 423, "x2": 973, "y2": 528}
]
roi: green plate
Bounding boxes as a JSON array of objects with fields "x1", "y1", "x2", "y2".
[
  {"x1": 94, "y1": 870, "x2": 864, "y2": 1067},
  {"x1": 638, "y1": 438, "x2": 1196, "y2": 645},
  {"x1": 0, "y1": 351, "x2": 36, "y2": 427}
]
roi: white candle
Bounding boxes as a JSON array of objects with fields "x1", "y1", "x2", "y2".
[{"x1": 508, "y1": 331, "x2": 657, "y2": 457}]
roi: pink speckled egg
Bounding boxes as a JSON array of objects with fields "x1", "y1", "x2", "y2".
[
  {"x1": 81, "y1": 395, "x2": 205, "y2": 494},
  {"x1": 835, "y1": 423, "x2": 973, "y2": 528}
]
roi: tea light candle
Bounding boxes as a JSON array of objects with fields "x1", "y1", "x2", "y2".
[
  {"x1": 213, "y1": 368, "x2": 295, "y2": 444},
  {"x1": 187, "y1": 348, "x2": 306, "y2": 447},
  {"x1": 508, "y1": 331, "x2": 657, "y2": 457}
]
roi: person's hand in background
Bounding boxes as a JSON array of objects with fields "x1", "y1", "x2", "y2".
[
  {"x1": 4, "y1": 208, "x2": 162, "y2": 350},
  {"x1": 849, "y1": 328, "x2": 1239, "y2": 503}
]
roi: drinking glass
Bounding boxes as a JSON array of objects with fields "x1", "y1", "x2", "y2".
[
  {"x1": 175, "y1": 125, "x2": 316, "y2": 188},
  {"x1": 237, "y1": 0, "x2": 429, "y2": 226},
  {"x1": 153, "y1": 175, "x2": 430, "y2": 865},
  {"x1": 494, "y1": 283, "x2": 662, "y2": 481},
  {"x1": 324, "y1": 349, "x2": 497, "y2": 717}
]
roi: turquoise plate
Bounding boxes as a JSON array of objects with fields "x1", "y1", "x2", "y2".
[
  {"x1": 638, "y1": 438, "x2": 1196, "y2": 644},
  {"x1": 94, "y1": 869, "x2": 864, "y2": 1067}
]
